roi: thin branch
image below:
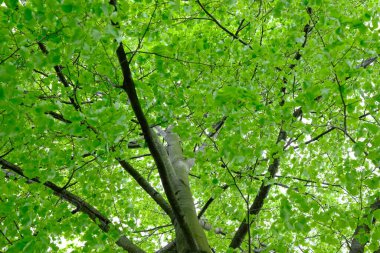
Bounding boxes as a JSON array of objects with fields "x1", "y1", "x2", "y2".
[
  {"x1": 235, "y1": 19, "x2": 250, "y2": 36},
  {"x1": 138, "y1": 68, "x2": 156, "y2": 81},
  {"x1": 229, "y1": 129, "x2": 285, "y2": 249},
  {"x1": 129, "y1": 2, "x2": 158, "y2": 63},
  {"x1": 61, "y1": 156, "x2": 97, "y2": 190},
  {"x1": 0, "y1": 229, "x2": 12, "y2": 245},
  {"x1": 37, "y1": 42, "x2": 81, "y2": 111},
  {"x1": 172, "y1": 17, "x2": 212, "y2": 22},
  {"x1": 229, "y1": 157, "x2": 280, "y2": 248},
  {"x1": 127, "y1": 50, "x2": 219, "y2": 67},
  {"x1": 308, "y1": 10, "x2": 326, "y2": 48},
  {"x1": 335, "y1": 126, "x2": 357, "y2": 144},
  {"x1": 130, "y1": 153, "x2": 151, "y2": 159},
  {"x1": 359, "y1": 109, "x2": 379, "y2": 119},
  {"x1": 196, "y1": 0, "x2": 252, "y2": 49},
  {"x1": 13, "y1": 220, "x2": 23, "y2": 239},
  {"x1": 222, "y1": 158, "x2": 247, "y2": 203},
  {"x1": 133, "y1": 224, "x2": 172, "y2": 233},
  {"x1": 0, "y1": 48, "x2": 20, "y2": 65},
  {"x1": 293, "y1": 127, "x2": 336, "y2": 149},
  {"x1": 356, "y1": 56, "x2": 377, "y2": 69},
  {"x1": 33, "y1": 69, "x2": 49, "y2": 77},
  {"x1": 334, "y1": 73, "x2": 347, "y2": 131},
  {"x1": 0, "y1": 157, "x2": 145, "y2": 253},
  {"x1": 275, "y1": 175, "x2": 342, "y2": 188},
  {"x1": 118, "y1": 159, "x2": 174, "y2": 219},
  {"x1": 273, "y1": 183, "x2": 325, "y2": 210},
  {"x1": 198, "y1": 184, "x2": 229, "y2": 219},
  {"x1": 44, "y1": 111, "x2": 72, "y2": 123},
  {"x1": 0, "y1": 148, "x2": 14, "y2": 158}
]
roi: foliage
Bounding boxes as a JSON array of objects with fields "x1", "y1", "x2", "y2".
[{"x1": 0, "y1": 0, "x2": 379, "y2": 252}]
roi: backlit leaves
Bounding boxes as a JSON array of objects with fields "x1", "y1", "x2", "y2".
[{"x1": 0, "y1": 0, "x2": 379, "y2": 252}]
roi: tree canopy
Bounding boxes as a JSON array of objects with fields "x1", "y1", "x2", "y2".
[{"x1": 0, "y1": 0, "x2": 379, "y2": 252}]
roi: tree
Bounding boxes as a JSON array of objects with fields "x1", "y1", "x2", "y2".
[{"x1": 0, "y1": 0, "x2": 379, "y2": 252}]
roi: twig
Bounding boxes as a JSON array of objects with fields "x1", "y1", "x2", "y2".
[
  {"x1": 129, "y1": 2, "x2": 158, "y2": 63},
  {"x1": 0, "y1": 148, "x2": 14, "y2": 158},
  {"x1": 334, "y1": 73, "x2": 347, "y2": 131},
  {"x1": 0, "y1": 48, "x2": 20, "y2": 65},
  {"x1": 118, "y1": 159, "x2": 174, "y2": 219},
  {"x1": 0, "y1": 157, "x2": 145, "y2": 252},
  {"x1": 0, "y1": 229, "x2": 12, "y2": 245},
  {"x1": 293, "y1": 127, "x2": 336, "y2": 149},
  {"x1": 196, "y1": 0, "x2": 252, "y2": 49},
  {"x1": 130, "y1": 153, "x2": 151, "y2": 159},
  {"x1": 127, "y1": 50, "x2": 220, "y2": 67}
]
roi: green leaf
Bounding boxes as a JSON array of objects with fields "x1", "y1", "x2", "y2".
[
  {"x1": 61, "y1": 3, "x2": 73, "y2": 13},
  {"x1": 24, "y1": 8, "x2": 33, "y2": 21},
  {"x1": 0, "y1": 85, "x2": 4, "y2": 99},
  {"x1": 280, "y1": 198, "x2": 292, "y2": 221},
  {"x1": 1, "y1": 1, "x2": 379, "y2": 252},
  {"x1": 373, "y1": 209, "x2": 380, "y2": 220},
  {"x1": 5, "y1": 0, "x2": 18, "y2": 8}
]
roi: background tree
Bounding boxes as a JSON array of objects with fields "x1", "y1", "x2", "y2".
[{"x1": 0, "y1": 0, "x2": 379, "y2": 252}]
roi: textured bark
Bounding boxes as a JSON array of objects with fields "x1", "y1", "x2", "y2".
[
  {"x1": 115, "y1": 41, "x2": 201, "y2": 250},
  {"x1": 116, "y1": 236, "x2": 146, "y2": 253},
  {"x1": 110, "y1": 2, "x2": 210, "y2": 250},
  {"x1": 164, "y1": 129, "x2": 211, "y2": 252},
  {"x1": 349, "y1": 198, "x2": 380, "y2": 253},
  {"x1": 229, "y1": 158, "x2": 280, "y2": 249}
]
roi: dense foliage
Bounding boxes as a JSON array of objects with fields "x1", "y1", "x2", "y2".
[{"x1": 0, "y1": 0, "x2": 379, "y2": 252}]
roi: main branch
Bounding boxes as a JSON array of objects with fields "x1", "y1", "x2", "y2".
[{"x1": 115, "y1": 43, "x2": 201, "y2": 250}]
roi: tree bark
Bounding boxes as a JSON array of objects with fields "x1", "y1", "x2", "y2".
[
  {"x1": 164, "y1": 128, "x2": 211, "y2": 252},
  {"x1": 230, "y1": 130, "x2": 285, "y2": 249},
  {"x1": 349, "y1": 198, "x2": 380, "y2": 253}
]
